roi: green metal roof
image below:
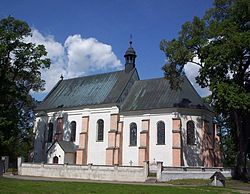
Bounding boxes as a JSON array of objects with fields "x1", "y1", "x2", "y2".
[
  {"x1": 36, "y1": 69, "x2": 137, "y2": 111},
  {"x1": 58, "y1": 141, "x2": 76, "y2": 153},
  {"x1": 121, "y1": 76, "x2": 210, "y2": 112}
]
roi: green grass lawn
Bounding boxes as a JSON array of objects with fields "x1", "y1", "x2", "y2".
[{"x1": 0, "y1": 177, "x2": 241, "y2": 194}]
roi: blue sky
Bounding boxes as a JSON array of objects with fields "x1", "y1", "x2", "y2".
[{"x1": 1, "y1": 0, "x2": 213, "y2": 100}]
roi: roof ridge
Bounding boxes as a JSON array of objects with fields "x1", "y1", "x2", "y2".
[
  {"x1": 115, "y1": 68, "x2": 138, "y2": 103},
  {"x1": 41, "y1": 79, "x2": 63, "y2": 102},
  {"x1": 63, "y1": 69, "x2": 124, "y2": 82},
  {"x1": 133, "y1": 77, "x2": 165, "y2": 83}
]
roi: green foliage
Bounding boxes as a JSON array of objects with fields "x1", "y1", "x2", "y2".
[
  {"x1": 0, "y1": 16, "x2": 50, "y2": 162},
  {"x1": 160, "y1": 0, "x2": 249, "y2": 180}
]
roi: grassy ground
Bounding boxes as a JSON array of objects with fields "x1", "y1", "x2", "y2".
[
  {"x1": 0, "y1": 177, "x2": 242, "y2": 194},
  {"x1": 166, "y1": 178, "x2": 250, "y2": 186},
  {"x1": 166, "y1": 178, "x2": 250, "y2": 192}
]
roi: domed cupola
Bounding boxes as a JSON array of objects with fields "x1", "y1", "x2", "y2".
[{"x1": 124, "y1": 41, "x2": 137, "y2": 73}]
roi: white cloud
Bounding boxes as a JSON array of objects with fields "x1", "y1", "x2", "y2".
[
  {"x1": 64, "y1": 35, "x2": 122, "y2": 77},
  {"x1": 184, "y1": 58, "x2": 211, "y2": 97},
  {"x1": 26, "y1": 29, "x2": 122, "y2": 96}
]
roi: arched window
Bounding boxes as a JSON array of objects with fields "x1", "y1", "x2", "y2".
[
  {"x1": 187, "y1": 121, "x2": 195, "y2": 145},
  {"x1": 130, "y1": 122, "x2": 137, "y2": 146},
  {"x1": 48, "y1": 122, "x2": 53, "y2": 143},
  {"x1": 53, "y1": 156, "x2": 58, "y2": 164},
  {"x1": 70, "y1": 121, "x2": 76, "y2": 142},
  {"x1": 157, "y1": 121, "x2": 165, "y2": 145},
  {"x1": 97, "y1": 119, "x2": 104, "y2": 141}
]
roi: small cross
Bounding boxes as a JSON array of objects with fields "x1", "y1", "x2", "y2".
[
  {"x1": 129, "y1": 160, "x2": 133, "y2": 166},
  {"x1": 60, "y1": 74, "x2": 64, "y2": 80},
  {"x1": 129, "y1": 34, "x2": 133, "y2": 47}
]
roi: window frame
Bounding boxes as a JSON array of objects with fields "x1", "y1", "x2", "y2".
[
  {"x1": 96, "y1": 119, "x2": 104, "y2": 142},
  {"x1": 48, "y1": 122, "x2": 53, "y2": 143},
  {"x1": 129, "y1": 122, "x2": 137, "y2": 146},
  {"x1": 187, "y1": 120, "x2": 195, "y2": 145},
  {"x1": 157, "y1": 121, "x2": 165, "y2": 145},
  {"x1": 70, "y1": 121, "x2": 76, "y2": 142}
]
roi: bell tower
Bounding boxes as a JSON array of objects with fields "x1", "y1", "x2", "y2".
[{"x1": 124, "y1": 40, "x2": 137, "y2": 73}]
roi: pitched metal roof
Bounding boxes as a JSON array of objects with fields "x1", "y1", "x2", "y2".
[
  {"x1": 121, "y1": 76, "x2": 210, "y2": 112},
  {"x1": 36, "y1": 69, "x2": 136, "y2": 111},
  {"x1": 58, "y1": 141, "x2": 76, "y2": 153},
  {"x1": 47, "y1": 140, "x2": 76, "y2": 153}
]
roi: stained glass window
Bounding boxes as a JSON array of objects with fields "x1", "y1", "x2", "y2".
[
  {"x1": 157, "y1": 121, "x2": 165, "y2": 145},
  {"x1": 70, "y1": 121, "x2": 76, "y2": 142},
  {"x1": 48, "y1": 122, "x2": 53, "y2": 143},
  {"x1": 97, "y1": 119, "x2": 104, "y2": 141},
  {"x1": 187, "y1": 121, "x2": 195, "y2": 145},
  {"x1": 130, "y1": 122, "x2": 137, "y2": 146}
]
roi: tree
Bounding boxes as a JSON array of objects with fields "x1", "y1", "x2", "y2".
[
  {"x1": 0, "y1": 16, "x2": 50, "y2": 163},
  {"x1": 160, "y1": 0, "x2": 249, "y2": 180}
]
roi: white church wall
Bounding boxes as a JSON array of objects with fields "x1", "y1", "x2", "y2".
[
  {"x1": 149, "y1": 113, "x2": 173, "y2": 166},
  {"x1": 62, "y1": 111, "x2": 82, "y2": 144},
  {"x1": 47, "y1": 110, "x2": 83, "y2": 144},
  {"x1": 121, "y1": 110, "x2": 214, "y2": 167},
  {"x1": 180, "y1": 114, "x2": 202, "y2": 166},
  {"x1": 179, "y1": 112, "x2": 213, "y2": 167},
  {"x1": 47, "y1": 143, "x2": 65, "y2": 164},
  {"x1": 87, "y1": 107, "x2": 119, "y2": 165},
  {"x1": 122, "y1": 113, "x2": 174, "y2": 166},
  {"x1": 122, "y1": 115, "x2": 141, "y2": 166}
]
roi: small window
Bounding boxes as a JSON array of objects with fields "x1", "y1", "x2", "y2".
[
  {"x1": 97, "y1": 119, "x2": 104, "y2": 141},
  {"x1": 70, "y1": 121, "x2": 76, "y2": 142},
  {"x1": 130, "y1": 122, "x2": 137, "y2": 146},
  {"x1": 187, "y1": 121, "x2": 195, "y2": 145},
  {"x1": 53, "y1": 156, "x2": 58, "y2": 164},
  {"x1": 157, "y1": 121, "x2": 165, "y2": 145},
  {"x1": 48, "y1": 122, "x2": 53, "y2": 143}
]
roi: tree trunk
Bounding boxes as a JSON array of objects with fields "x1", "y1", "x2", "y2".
[{"x1": 233, "y1": 111, "x2": 248, "y2": 182}]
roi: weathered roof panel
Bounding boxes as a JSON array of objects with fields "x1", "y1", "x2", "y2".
[
  {"x1": 36, "y1": 69, "x2": 136, "y2": 111},
  {"x1": 47, "y1": 140, "x2": 76, "y2": 153},
  {"x1": 58, "y1": 141, "x2": 76, "y2": 153},
  {"x1": 121, "y1": 76, "x2": 210, "y2": 112}
]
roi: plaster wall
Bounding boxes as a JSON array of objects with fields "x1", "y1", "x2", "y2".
[
  {"x1": 47, "y1": 111, "x2": 82, "y2": 144},
  {"x1": 149, "y1": 114, "x2": 173, "y2": 166},
  {"x1": 122, "y1": 113, "x2": 173, "y2": 166},
  {"x1": 19, "y1": 162, "x2": 147, "y2": 182},
  {"x1": 87, "y1": 107, "x2": 119, "y2": 165},
  {"x1": 179, "y1": 114, "x2": 213, "y2": 167},
  {"x1": 47, "y1": 143, "x2": 65, "y2": 164}
]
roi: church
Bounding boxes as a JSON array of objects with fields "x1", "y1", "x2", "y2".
[{"x1": 33, "y1": 42, "x2": 221, "y2": 167}]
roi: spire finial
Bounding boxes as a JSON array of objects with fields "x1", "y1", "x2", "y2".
[
  {"x1": 129, "y1": 34, "x2": 132, "y2": 47},
  {"x1": 60, "y1": 74, "x2": 64, "y2": 80}
]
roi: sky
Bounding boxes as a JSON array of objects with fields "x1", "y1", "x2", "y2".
[{"x1": 1, "y1": 0, "x2": 214, "y2": 100}]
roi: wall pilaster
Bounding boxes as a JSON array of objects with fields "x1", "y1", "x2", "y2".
[
  {"x1": 76, "y1": 116, "x2": 89, "y2": 165},
  {"x1": 172, "y1": 118, "x2": 182, "y2": 166},
  {"x1": 106, "y1": 114, "x2": 121, "y2": 165},
  {"x1": 138, "y1": 119, "x2": 149, "y2": 166}
]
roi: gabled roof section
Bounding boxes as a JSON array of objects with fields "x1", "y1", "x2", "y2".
[
  {"x1": 36, "y1": 69, "x2": 137, "y2": 111},
  {"x1": 121, "y1": 76, "x2": 211, "y2": 112},
  {"x1": 47, "y1": 141, "x2": 76, "y2": 153}
]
